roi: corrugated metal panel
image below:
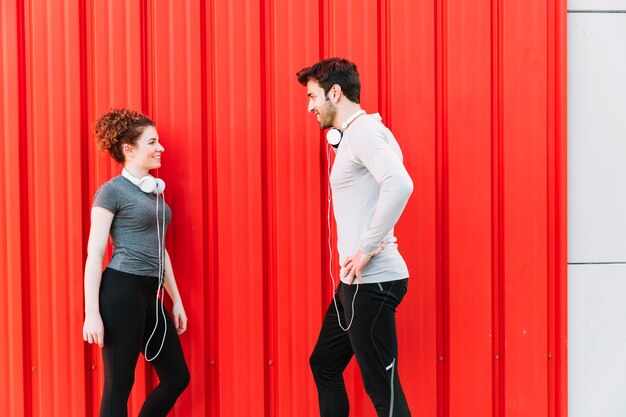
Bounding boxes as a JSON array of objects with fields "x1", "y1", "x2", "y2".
[{"x1": 0, "y1": 0, "x2": 567, "y2": 416}]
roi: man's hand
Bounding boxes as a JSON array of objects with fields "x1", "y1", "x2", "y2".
[{"x1": 343, "y1": 243, "x2": 386, "y2": 284}]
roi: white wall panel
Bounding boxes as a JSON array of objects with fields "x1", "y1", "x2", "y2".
[
  {"x1": 568, "y1": 13, "x2": 626, "y2": 263},
  {"x1": 569, "y1": 264, "x2": 626, "y2": 417},
  {"x1": 568, "y1": 0, "x2": 626, "y2": 11}
]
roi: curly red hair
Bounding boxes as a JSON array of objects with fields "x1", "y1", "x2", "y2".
[{"x1": 94, "y1": 109, "x2": 154, "y2": 163}]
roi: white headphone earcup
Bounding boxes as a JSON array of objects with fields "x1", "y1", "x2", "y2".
[
  {"x1": 139, "y1": 176, "x2": 156, "y2": 193},
  {"x1": 326, "y1": 128, "x2": 342, "y2": 147},
  {"x1": 154, "y1": 178, "x2": 165, "y2": 195},
  {"x1": 138, "y1": 176, "x2": 165, "y2": 194}
]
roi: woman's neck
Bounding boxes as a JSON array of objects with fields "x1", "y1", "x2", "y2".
[{"x1": 124, "y1": 165, "x2": 149, "y2": 179}]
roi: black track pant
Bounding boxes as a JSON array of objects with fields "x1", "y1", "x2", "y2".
[
  {"x1": 99, "y1": 268, "x2": 190, "y2": 417},
  {"x1": 310, "y1": 279, "x2": 411, "y2": 417}
]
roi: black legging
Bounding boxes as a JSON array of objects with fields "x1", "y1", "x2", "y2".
[
  {"x1": 310, "y1": 279, "x2": 411, "y2": 417},
  {"x1": 99, "y1": 268, "x2": 190, "y2": 417}
]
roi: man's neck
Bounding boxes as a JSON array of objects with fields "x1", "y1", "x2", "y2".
[{"x1": 333, "y1": 103, "x2": 363, "y2": 130}]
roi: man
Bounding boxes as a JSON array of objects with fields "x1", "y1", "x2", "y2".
[{"x1": 297, "y1": 57, "x2": 413, "y2": 417}]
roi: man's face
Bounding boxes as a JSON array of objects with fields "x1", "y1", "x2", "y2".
[{"x1": 306, "y1": 80, "x2": 337, "y2": 130}]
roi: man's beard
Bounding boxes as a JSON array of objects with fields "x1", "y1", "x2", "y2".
[{"x1": 318, "y1": 98, "x2": 337, "y2": 130}]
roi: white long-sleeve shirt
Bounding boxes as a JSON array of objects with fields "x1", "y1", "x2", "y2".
[{"x1": 330, "y1": 112, "x2": 413, "y2": 284}]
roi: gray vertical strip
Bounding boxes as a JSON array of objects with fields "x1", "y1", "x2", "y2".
[
  {"x1": 388, "y1": 358, "x2": 396, "y2": 417},
  {"x1": 568, "y1": 10, "x2": 626, "y2": 13}
]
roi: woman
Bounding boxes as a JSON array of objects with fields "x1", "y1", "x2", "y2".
[{"x1": 82, "y1": 109, "x2": 190, "y2": 417}]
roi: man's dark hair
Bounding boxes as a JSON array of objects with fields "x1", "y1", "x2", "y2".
[{"x1": 296, "y1": 57, "x2": 361, "y2": 104}]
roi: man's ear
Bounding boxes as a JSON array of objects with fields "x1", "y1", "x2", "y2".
[{"x1": 331, "y1": 84, "x2": 342, "y2": 102}]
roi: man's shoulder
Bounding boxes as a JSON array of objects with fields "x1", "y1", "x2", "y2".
[
  {"x1": 352, "y1": 114, "x2": 394, "y2": 143},
  {"x1": 352, "y1": 114, "x2": 388, "y2": 135}
]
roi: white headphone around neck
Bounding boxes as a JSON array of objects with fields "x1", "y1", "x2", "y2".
[
  {"x1": 326, "y1": 109, "x2": 366, "y2": 148},
  {"x1": 122, "y1": 168, "x2": 166, "y2": 194},
  {"x1": 121, "y1": 167, "x2": 168, "y2": 361}
]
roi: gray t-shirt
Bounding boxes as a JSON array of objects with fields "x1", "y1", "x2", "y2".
[
  {"x1": 93, "y1": 175, "x2": 172, "y2": 277},
  {"x1": 330, "y1": 113, "x2": 413, "y2": 284}
]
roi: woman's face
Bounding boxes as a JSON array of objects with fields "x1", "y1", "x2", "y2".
[{"x1": 125, "y1": 126, "x2": 165, "y2": 170}]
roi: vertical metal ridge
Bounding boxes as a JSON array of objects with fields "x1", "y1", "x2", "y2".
[
  {"x1": 83, "y1": 2, "x2": 102, "y2": 413},
  {"x1": 17, "y1": 0, "x2": 33, "y2": 415},
  {"x1": 199, "y1": 1, "x2": 219, "y2": 416},
  {"x1": 546, "y1": 0, "x2": 557, "y2": 416},
  {"x1": 207, "y1": 1, "x2": 221, "y2": 414},
  {"x1": 141, "y1": 0, "x2": 155, "y2": 397},
  {"x1": 0, "y1": 2, "x2": 28, "y2": 416},
  {"x1": 385, "y1": 0, "x2": 391, "y2": 125},
  {"x1": 318, "y1": 0, "x2": 328, "y2": 311},
  {"x1": 490, "y1": 0, "x2": 500, "y2": 415},
  {"x1": 377, "y1": 0, "x2": 390, "y2": 124},
  {"x1": 490, "y1": 0, "x2": 506, "y2": 414},
  {"x1": 318, "y1": 0, "x2": 334, "y2": 311},
  {"x1": 553, "y1": 1, "x2": 567, "y2": 415},
  {"x1": 435, "y1": 0, "x2": 449, "y2": 415},
  {"x1": 141, "y1": 0, "x2": 153, "y2": 117},
  {"x1": 59, "y1": 2, "x2": 86, "y2": 413},
  {"x1": 556, "y1": 1, "x2": 568, "y2": 413},
  {"x1": 77, "y1": 0, "x2": 94, "y2": 415},
  {"x1": 259, "y1": 0, "x2": 276, "y2": 415},
  {"x1": 442, "y1": 0, "x2": 451, "y2": 412}
]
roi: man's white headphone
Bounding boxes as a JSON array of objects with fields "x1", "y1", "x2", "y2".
[
  {"x1": 326, "y1": 109, "x2": 366, "y2": 148},
  {"x1": 122, "y1": 168, "x2": 165, "y2": 194}
]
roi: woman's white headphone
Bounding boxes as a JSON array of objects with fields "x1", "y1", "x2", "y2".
[
  {"x1": 122, "y1": 168, "x2": 165, "y2": 194},
  {"x1": 121, "y1": 166, "x2": 168, "y2": 360}
]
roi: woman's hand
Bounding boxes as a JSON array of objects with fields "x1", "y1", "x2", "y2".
[
  {"x1": 83, "y1": 313, "x2": 104, "y2": 347},
  {"x1": 172, "y1": 301, "x2": 188, "y2": 335}
]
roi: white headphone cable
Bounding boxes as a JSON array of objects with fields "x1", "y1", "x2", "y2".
[
  {"x1": 327, "y1": 143, "x2": 358, "y2": 332},
  {"x1": 145, "y1": 189, "x2": 167, "y2": 362}
]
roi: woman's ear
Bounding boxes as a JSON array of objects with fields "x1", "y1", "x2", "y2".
[{"x1": 123, "y1": 144, "x2": 134, "y2": 158}]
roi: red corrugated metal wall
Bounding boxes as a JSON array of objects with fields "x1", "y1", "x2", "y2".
[{"x1": 0, "y1": 0, "x2": 567, "y2": 416}]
